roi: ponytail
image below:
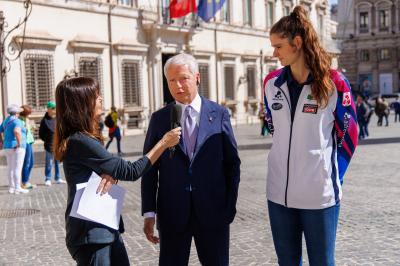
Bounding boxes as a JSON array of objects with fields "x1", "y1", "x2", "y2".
[{"x1": 270, "y1": 5, "x2": 333, "y2": 108}]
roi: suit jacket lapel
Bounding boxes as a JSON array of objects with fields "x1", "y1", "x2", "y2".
[{"x1": 192, "y1": 97, "x2": 216, "y2": 161}]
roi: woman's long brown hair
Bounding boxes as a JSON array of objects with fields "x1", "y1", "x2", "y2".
[
  {"x1": 270, "y1": 5, "x2": 333, "y2": 107},
  {"x1": 53, "y1": 77, "x2": 103, "y2": 161}
]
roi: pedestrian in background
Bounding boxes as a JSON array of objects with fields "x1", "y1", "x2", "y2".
[
  {"x1": 263, "y1": 6, "x2": 358, "y2": 265},
  {"x1": 258, "y1": 102, "x2": 268, "y2": 136},
  {"x1": 39, "y1": 101, "x2": 66, "y2": 186},
  {"x1": 375, "y1": 97, "x2": 389, "y2": 127},
  {"x1": 105, "y1": 106, "x2": 123, "y2": 156},
  {"x1": 0, "y1": 104, "x2": 29, "y2": 194},
  {"x1": 356, "y1": 95, "x2": 369, "y2": 140},
  {"x1": 19, "y1": 104, "x2": 37, "y2": 189},
  {"x1": 364, "y1": 95, "x2": 373, "y2": 137},
  {"x1": 53, "y1": 77, "x2": 180, "y2": 265},
  {"x1": 391, "y1": 96, "x2": 400, "y2": 122}
]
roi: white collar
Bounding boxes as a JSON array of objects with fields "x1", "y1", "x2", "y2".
[{"x1": 176, "y1": 93, "x2": 202, "y2": 115}]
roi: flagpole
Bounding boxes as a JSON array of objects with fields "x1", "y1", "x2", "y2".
[{"x1": 214, "y1": 23, "x2": 219, "y2": 104}]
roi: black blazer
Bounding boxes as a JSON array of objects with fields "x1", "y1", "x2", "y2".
[{"x1": 63, "y1": 133, "x2": 151, "y2": 250}]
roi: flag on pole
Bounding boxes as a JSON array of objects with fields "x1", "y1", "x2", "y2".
[
  {"x1": 197, "y1": 0, "x2": 226, "y2": 22},
  {"x1": 169, "y1": 0, "x2": 197, "y2": 19}
]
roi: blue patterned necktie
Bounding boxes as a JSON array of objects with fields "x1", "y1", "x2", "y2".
[{"x1": 183, "y1": 105, "x2": 199, "y2": 160}]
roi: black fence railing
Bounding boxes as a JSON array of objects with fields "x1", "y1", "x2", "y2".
[{"x1": 161, "y1": 7, "x2": 198, "y2": 28}]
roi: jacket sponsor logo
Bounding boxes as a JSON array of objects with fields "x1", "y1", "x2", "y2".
[
  {"x1": 343, "y1": 92, "x2": 351, "y2": 106},
  {"x1": 273, "y1": 91, "x2": 284, "y2": 101},
  {"x1": 302, "y1": 104, "x2": 318, "y2": 114},
  {"x1": 272, "y1": 103, "x2": 283, "y2": 110}
]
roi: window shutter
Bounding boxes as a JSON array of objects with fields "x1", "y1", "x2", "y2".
[
  {"x1": 78, "y1": 57, "x2": 103, "y2": 96},
  {"x1": 224, "y1": 66, "x2": 235, "y2": 100},
  {"x1": 122, "y1": 60, "x2": 141, "y2": 107},
  {"x1": 24, "y1": 54, "x2": 54, "y2": 110},
  {"x1": 247, "y1": 67, "x2": 256, "y2": 99},
  {"x1": 198, "y1": 64, "x2": 210, "y2": 99}
]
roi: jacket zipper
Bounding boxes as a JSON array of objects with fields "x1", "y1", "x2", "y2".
[{"x1": 277, "y1": 86, "x2": 292, "y2": 207}]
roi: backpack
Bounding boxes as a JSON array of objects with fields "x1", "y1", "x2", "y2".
[{"x1": 104, "y1": 114, "x2": 115, "y2": 128}]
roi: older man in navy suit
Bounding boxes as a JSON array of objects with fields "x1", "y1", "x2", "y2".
[{"x1": 141, "y1": 53, "x2": 241, "y2": 266}]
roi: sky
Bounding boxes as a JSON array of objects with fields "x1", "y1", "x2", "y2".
[{"x1": 329, "y1": 0, "x2": 338, "y2": 5}]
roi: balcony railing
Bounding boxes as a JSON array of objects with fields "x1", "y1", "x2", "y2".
[
  {"x1": 379, "y1": 26, "x2": 389, "y2": 32},
  {"x1": 161, "y1": 7, "x2": 198, "y2": 28},
  {"x1": 359, "y1": 26, "x2": 369, "y2": 33}
]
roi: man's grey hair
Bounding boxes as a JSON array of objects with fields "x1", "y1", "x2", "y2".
[{"x1": 164, "y1": 53, "x2": 199, "y2": 77}]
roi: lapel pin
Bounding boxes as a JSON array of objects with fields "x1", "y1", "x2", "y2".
[{"x1": 209, "y1": 117, "x2": 213, "y2": 122}]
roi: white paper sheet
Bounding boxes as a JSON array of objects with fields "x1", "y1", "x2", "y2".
[
  {"x1": 74, "y1": 172, "x2": 126, "y2": 230},
  {"x1": 70, "y1": 182, "x2": 95, "y2": 222}
]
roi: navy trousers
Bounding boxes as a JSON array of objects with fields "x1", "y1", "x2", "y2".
[
  {"x1": 159, "y1": 203, "x2": 230, "y2": 266},
  {"x1": 268, "y1": 200, "x2": 340, "y2": 266}
]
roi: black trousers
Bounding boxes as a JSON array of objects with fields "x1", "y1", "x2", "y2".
[{"x1": 72, "y1": 234, "x2": 130, "y2": 266}]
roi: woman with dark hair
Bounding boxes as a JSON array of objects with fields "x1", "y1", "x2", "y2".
[
  {"x1": 20, "y1": 104, "x2": 37, "y2": 189},
  {"x1": 263, "y1": 6, "x2": 358, "y2": 265},
  {"x1": 53, "y1": 77, "x2": 181, "y2": 265}
]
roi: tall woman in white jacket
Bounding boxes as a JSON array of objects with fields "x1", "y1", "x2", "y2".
[{"x1": 263, "y1": 5, "x2": 358, "y2": 266}]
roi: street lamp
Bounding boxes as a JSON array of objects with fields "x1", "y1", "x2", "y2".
[{"x1": 0, "y1": 0, "x2": 32, "y2": 119}]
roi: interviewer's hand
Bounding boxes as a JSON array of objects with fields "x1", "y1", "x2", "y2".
[
  {"x1": 143, "y1": 217, "x2": 159, "y2": 244},
  {"x1": 160, "y1": 127, "x2": 181, "y2": 148},
  {"x1": 96, "y1": 174, "x2": 117, "y2": 195}
]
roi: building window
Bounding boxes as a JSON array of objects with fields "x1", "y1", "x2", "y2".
[
  {"x1": 118, "y1": 0, "x2": 134, "y2": 6},
  {"x1": 318, "y1": 13, "x2": 324, "y2": 38},
  {"x1": 122, "y1": 60, "x2": 141, "y2": 107},
  {"x1": 224, "y1": 66, "x2": 235, "y2": 100},
  {"x1": 359, "y1": 12, "x2": 369, "y2": 33},
  {"x1": 247, "y1": 67, "x2": 256, "y2": 99},
  {"x1": 161, "y1": 0, "x2": 171, "y2": 24},
  {"x1": 78, "y1": 57, "x2": 103, "y2": 94},
  {"x1": 198, "y1": 64, "x2": 210, "y2": 99},
  {"x1": 284, "y1": 6, "x2": 291, "y2": 16},
  {"x1": 266, "y1": 1, "x2": 274, "y2": 28},
  {"x1": 360, "y1": 50, "x2": 370, "y2": 61},
  {"x1": 24, "y1": 54, "x2": 54, "y2": 110},
  {"x1": 379, "y1": 48, "x2": 390, "y2": 60},
  {"x1": 378, "y1": 10, "x2": 389, "y2": 31},
  {"x1": 221, "y1": 0, "x2": 230, "y2": 23},
  {"x1": 243, "y1": 0, "x2": 253, "y2": 26}
]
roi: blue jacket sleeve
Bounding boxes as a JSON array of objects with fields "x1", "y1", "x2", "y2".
[
  {"x1": 141, "y1": 113, "x2": 160, "y2": 215},
  {"x1": 222, "y1": 108, "x2": 241, "y2": 223},
  {"x1": 332, "y1": 72, "x2": 358, "y2": 184}
]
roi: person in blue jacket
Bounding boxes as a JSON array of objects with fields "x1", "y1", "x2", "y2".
[
  {"x1": 0, "y1": 104, "x2": 29, "y2": 194},
  {"x1": 141, "y1": 53, "x2": 241, "y2": 266}
]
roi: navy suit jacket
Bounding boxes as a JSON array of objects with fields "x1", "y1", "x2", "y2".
[{"x1": 141, "y1": 97, "x2": 241, "y2": 232}]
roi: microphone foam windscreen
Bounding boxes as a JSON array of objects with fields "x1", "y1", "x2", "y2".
[{"x1": 170, "y1": 104, "x2": 182, "y2": 125}]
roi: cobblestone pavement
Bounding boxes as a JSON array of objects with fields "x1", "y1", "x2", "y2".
[{"x1": 0, "y1": 120, "x2": 399, "y2": 265}]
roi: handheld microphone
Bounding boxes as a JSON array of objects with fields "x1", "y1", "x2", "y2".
[{"x1": 169, "y1": 103, "x2": 182, "y2": 158}]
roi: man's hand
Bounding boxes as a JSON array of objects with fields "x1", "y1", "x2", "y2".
[
  {"x1": 143, "y1": 217, "x2": 159, "y2": 244},
  {"x1": 96, "y1": 174, "x2": 116, "y2": 195}
]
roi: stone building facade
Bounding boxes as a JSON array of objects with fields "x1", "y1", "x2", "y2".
[
  {"x1": 1, "y1": 0, "x2": 337, "y2": 134},
  {"x1": 337, "y1": 0, "x2": 400, "y2": 96}
]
